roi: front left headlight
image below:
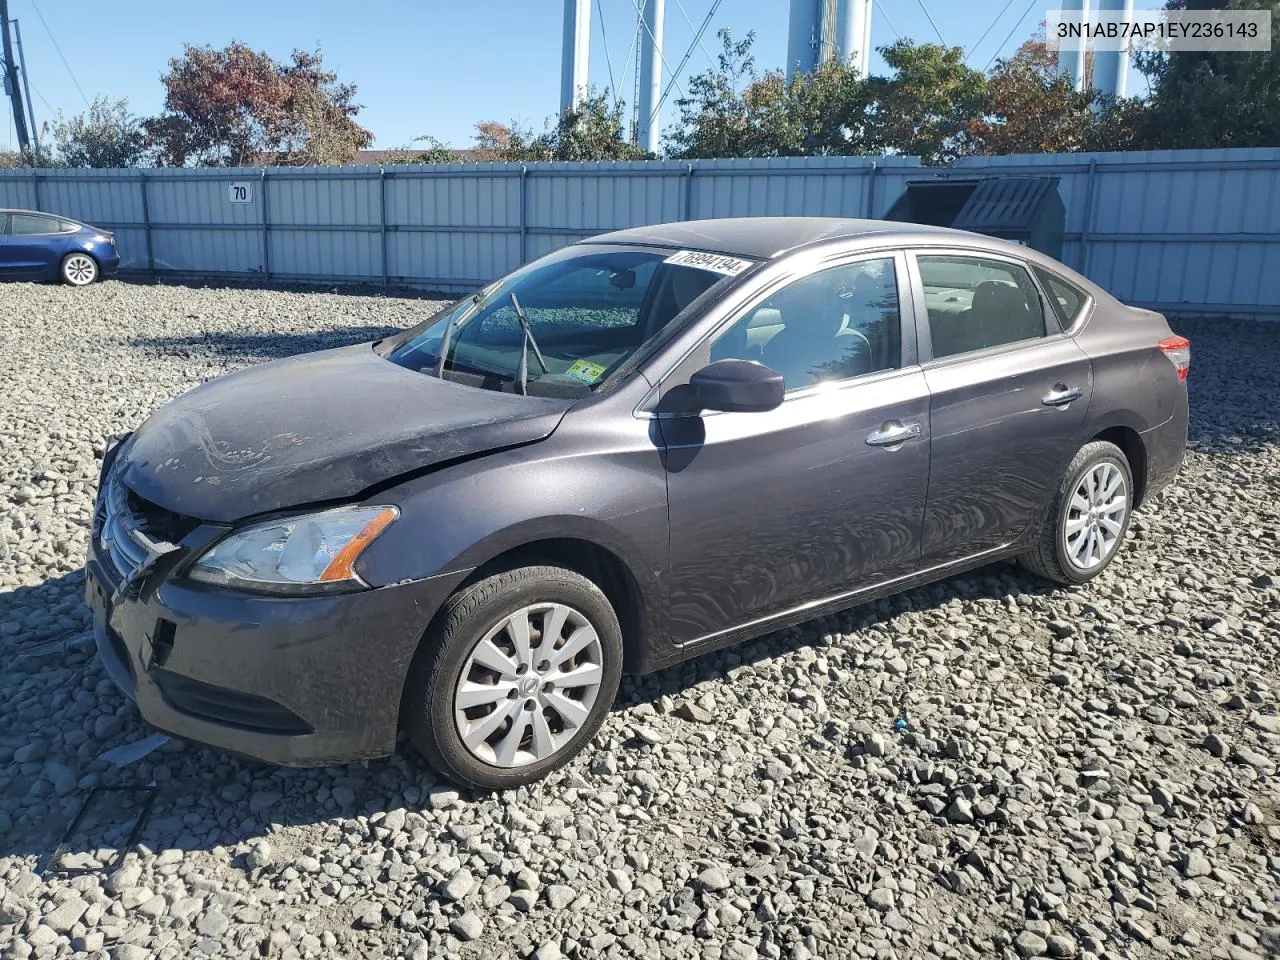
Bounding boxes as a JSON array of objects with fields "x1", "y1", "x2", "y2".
[{"x1": 188, "y1": 505, "x2": 399, "y2": 594}]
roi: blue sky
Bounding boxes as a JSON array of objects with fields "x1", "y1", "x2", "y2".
[{"x1": 1, "y1": 0, "x2": 1125, "y2": 154}]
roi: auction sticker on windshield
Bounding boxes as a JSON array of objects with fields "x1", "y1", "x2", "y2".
[
  {"x1": 664, "y1": 250, "x2": 754, "y2": 276},
  {"x1": 565, "y1": 358, "x2": 608, "y2": 384}
]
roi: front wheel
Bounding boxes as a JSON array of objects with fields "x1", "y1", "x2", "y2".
[
  {"x1": 60, "y1": 253, "x2": 99, "y2": 286},
  {"x1": 1018, "y1": 440, "x2": 1135, "y2": 585},
  {"x1": 403, "y1": 564, "x2": 623, "y2": 789}
]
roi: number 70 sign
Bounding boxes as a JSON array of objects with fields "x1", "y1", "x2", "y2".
[{"x1": 228, "y1": 182, "x2": 253, "y2": 203}]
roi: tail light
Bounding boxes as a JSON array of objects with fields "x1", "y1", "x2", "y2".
[{"x1": 1158, "y1": 335, "x2": 1190, "y2": 381}]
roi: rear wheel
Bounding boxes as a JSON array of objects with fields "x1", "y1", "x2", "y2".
[
  {"x1": 60, "y1": 253, "x2": 98, "y2": 286},
  {"x1": 1018, "y1": 440, "x2": 1134, "y2": 585},
  {"x1": 403, "y1": 564, "x2": 622, "y2": 789}
]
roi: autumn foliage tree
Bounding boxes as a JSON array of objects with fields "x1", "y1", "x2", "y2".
[
  {"x1": 973, "y1": 37, "x2": 1099, "y2": 154},
  {"x1": 143, "y1": 43, "x2": 372, "y2": 166}
]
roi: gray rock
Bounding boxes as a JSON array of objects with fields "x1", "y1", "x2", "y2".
[
  {"x1": 545, "y1": 884, "x2": 576, "y2": 909},
  {"x1": 44, "y1": 896, "x2": 88, "y2": 933},
  {"x1": 867, "y1": 888, "x2": 894, "y2": 912},
  {"x1": 197, "y1": 911, "x2": 230, "y2": 938},
  {"x1": 697, "y1": 866, "x2": 731, "y2": 892},
  {"x1": 1182, "y1": 851, "x2": 1212, "y2": 878},
  {"x1": 249, "y1": 790, "x2": 282, "y2": 814},
  {"x1": 442, "y1": 869, "x2": 476, "y2": 901},
  {"x1": 246, "y1": 839, "x2": 272, "y2": 870},
  {"x1": 450, "y1": 911, "x2": 483, "y2": 941},
  {"x1": 1015, "y1": 931, "x2": 1048, "y2": 957}
]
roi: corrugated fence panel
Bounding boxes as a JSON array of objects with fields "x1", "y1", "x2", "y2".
[
  {"x1": 0, "y1": 175, "x2": 37, "y2": 209},
  {"x1": 1, "y1": 150, "x2": 1277, "y2": 313}
]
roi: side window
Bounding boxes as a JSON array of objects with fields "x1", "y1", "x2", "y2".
[
  {"x1": 9, "y1": 214, "x2": 60, "y2": 235},
  {"x1": 918, "y1": 255, "x2": 1047, "y2": 360},
  {"x1": 58, "y1": 220, "x2": 80, "y2": 233},
  {"x1": 710, "y1": 257, "x2": 901, "y2": 392},
  {"x1": 1034, "y1": 266, "x2": 1086, "y2": 328}
]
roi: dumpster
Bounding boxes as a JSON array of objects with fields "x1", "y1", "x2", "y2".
[{"x1": 885, "y1": 176, "x2": 1066, "y2": 260}]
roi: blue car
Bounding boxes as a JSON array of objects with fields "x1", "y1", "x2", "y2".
[{"x1": 0, "y1": 208, "x2": 121, "y2": 285}]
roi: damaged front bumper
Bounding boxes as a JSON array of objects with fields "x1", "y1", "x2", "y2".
[{"x1": 85, "y1": 444, "x2": 460, "y2": 767}]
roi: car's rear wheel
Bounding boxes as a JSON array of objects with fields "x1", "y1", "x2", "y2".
[
  {"x1": 60, "y1": 253, "x2": 99, "y2": 286},
  {"x1": 1019, "y1": 440, "x2": 1134, "y2": 585},
  {"x1": 403, "y1": 564, "x2": 622, "y2": 789}
]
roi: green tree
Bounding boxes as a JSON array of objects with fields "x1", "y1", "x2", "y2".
[
  {"x1": 1127, "y1": 0, "x2": 1280, "y2": 149},
  {"x1": 667, "y1": 29, "x2": 873, "y2": 159},
  {"x1": 511, "y1": 91, "x2": 649, "y2": 161},
  {"x1": 52, "y1": 96, "x2": 146, "y2": 168},
  {"x1": 866, "y1": 40, "x2": 987, "y2": 164}
]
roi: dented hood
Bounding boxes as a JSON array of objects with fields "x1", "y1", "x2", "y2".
[{"x1": 118, "y1": 344, "x2": 571, "y2": 523}]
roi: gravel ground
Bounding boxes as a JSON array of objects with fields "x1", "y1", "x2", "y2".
[{"x1": 1, "y1": 280, "x2": 1278, "y2": 960}]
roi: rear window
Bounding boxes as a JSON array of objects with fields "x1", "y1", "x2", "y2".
[{"x1": 1035, "y1": 267, "x2": 1086, "y2": 328}]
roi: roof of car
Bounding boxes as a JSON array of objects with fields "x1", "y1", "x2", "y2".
[
  {"x1": 0, "y1": 208, "x2": 70, "y2": 218},
  {"x1": 583, "y1": 217, "x2": 985, "y2": 260}
]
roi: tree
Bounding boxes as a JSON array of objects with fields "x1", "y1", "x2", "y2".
[
  {"x1": 972, "y1": 36, "x2": 1100, "y2": 154},
  {"x1": 144, "y1": 43, "x2": 372, "y2": 166},
  {"x1": 666, "y1": 29, "x2": 762, "y2": 158},
  {"x1": 473, "y1": 121, "x2": 517, "y2": 159},
  {"x1": 667, "y1": 29, "x2": 873, "y2": 159},
  {"x1": 539, "y1": 91, "x2": 650, "y2": 161},
  {"x1": 1126, "y1": 0, "x2": 1280, "y2": 149},
  {"x1": 51, "y1": 96, "x2": 146, "y2": 168},
  {"x1": 866, "y1": 40, "x2": 987, "y2": 164}
]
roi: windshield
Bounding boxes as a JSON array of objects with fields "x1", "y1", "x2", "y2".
[{"x1": 380, "y1": 244, "x2": 744, "y2": 397}]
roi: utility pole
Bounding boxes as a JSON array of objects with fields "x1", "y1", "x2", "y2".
[
  {"x1": 13, "y1": 17, "x2": 37, "y2": 151},
  {"x1": 0, "y1": 0, "x2": 32, "y2": 154}
]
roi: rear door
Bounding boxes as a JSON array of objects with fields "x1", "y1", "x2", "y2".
[
  {"x1": 909, "y1": 249, "x2": 1093, "y2": 562},
  {"x1": 657, "y1": 251, "x2": 931, "y2": 646}
]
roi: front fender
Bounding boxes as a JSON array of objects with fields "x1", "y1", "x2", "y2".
[{"x1": 354, "y1": 436, "x2": 670, "y2": 641}]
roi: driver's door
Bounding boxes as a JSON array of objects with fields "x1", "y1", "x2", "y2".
[{"x1": 656, "y1": 252, "x2": 931, "y2": 647}]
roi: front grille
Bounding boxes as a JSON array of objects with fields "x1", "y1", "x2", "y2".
[
  {"x1": 152, "y1": 669, "x2": 313, "y2": 735},
  {"x1": 95, "y1": 471, "x2": 198, "y2": 580}
]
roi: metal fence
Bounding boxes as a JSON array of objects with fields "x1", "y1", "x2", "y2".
[{"x1": 2, "y1": 147, "x2": 1278, "y2": 316}]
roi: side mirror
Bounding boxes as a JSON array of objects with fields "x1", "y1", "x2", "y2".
[{"x1": 688, "y1": 359, "x2": 784, "y2": 413}]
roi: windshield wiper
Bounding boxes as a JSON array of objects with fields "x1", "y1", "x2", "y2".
[
  {"x1": 509, "y1": 291, "x2": 548, "y2": 395},
  {"x1": 433, "y1": 289, "x2": 486, "y2": 379}
]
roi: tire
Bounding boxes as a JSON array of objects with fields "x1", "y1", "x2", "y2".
[
  {"x1": 403, "y1": 564, "x2": 623, "y2": 790},
  {"x1": 1018, "y1": 440, "x2": 1135, "y2": 586},
  {"x1": 60, "y1": 253, "x2": 99, "y2": 286}
]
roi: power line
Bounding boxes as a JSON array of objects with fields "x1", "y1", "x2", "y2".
[
  {"x1": 915, "y1": 0, "x2": 947, "y2": 46},
  {"x1": 595, "y1": 0, "x2": 619, "y2": 103},
  {"x1": 30, "y1": 0, "x2": 89, "y2": 108},
  {"x1": 966, "y1": 0, "x2": 1018, "y2": 65},
  {"x1": 984, "y1": 0, "x2": 1038, "y2": 72},
  {"x1": 671, "y1": 0, "x2": 718, "y2": 71},
  {"x1": 874, "y1": 0, "x2": 902, "y2": 41},
  {"x1": 628, "y1": 0, "x2": 686, "y2": 102},
  {"x1": 652, "y1": 0, "x2": 720, "y2": 119}
]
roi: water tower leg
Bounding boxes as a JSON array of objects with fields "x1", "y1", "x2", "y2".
[{"x1": 637, "y1": 0, "x2": 665, "y2": 154}]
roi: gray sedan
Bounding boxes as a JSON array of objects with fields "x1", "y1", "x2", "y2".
[{"x1": 87, "y1": 217, "x2": 1189, "y2": 788}]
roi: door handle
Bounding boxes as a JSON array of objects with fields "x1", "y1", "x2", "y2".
[
  {"x1": 1042, "y1": 384, "x2": 1083, "y2": 407},
  {"x1": 865, "y1": 421, "x2": 922, "y2": 448}
]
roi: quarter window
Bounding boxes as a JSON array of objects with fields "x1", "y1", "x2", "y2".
[
  {"x1": 9, "y1": 214, "x2": 60, "y2": 235},
  {"x1": 918, "y1": 255, "x2": 1047, "y2": 359},
  {"x1": 710, "y1": 258, "x2": 901, "y2": 392},
  {"x1": 1035, "y1": 267, "x2": 1086, "y2": 328}
]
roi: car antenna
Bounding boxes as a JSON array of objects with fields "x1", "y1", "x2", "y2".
[{"x1": 509, "y1": 291, "x2": 548, "y2": 396}]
